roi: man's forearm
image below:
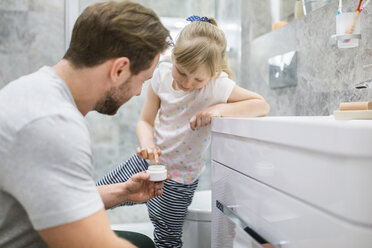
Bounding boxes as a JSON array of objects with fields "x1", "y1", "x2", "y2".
[
  {"x1": 38, "y1": 209, "x2": 137, "y2": 248},
  {"x1": 97, "y1": 183, "x2": 128, "y2": 209}
]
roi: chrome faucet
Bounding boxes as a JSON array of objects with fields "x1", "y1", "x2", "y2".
[
  {"x1": 355, "y1": 64, "x2": 372, "y2": 89},
  {"x1": 355, "y1": 79, "x2": 371, "y2": 89}
]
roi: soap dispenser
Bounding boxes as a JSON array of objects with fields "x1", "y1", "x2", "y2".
[{"x1": 294, "y1": 0, "x2": 304, "y2": 19}]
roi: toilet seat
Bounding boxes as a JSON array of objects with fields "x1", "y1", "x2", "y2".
[{"x1": 186, "y1": 190, "x2": 211, "y2": 222}]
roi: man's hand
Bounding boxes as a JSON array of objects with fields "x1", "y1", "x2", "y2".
[
  {"x1": 97, "y1": 171, "x2": 167, "y2": 209},
  {"x1": 125, "y1": 171, "x2": 165, "y2": 202}
]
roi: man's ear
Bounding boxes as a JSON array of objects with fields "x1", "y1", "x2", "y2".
[{"x1": 110, "y1": 57, "x2": 131, "y2": 86}]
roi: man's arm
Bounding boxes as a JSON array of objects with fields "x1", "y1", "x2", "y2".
[{"x1": 38, "y1": 209, "x2": 136, "y2": 248}]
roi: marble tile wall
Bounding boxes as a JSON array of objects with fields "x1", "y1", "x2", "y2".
[
  {"x1": 0, "y1": 0, "x2": 65, "y2": 89},
  {"x1": 241, "y1": 0, "x2": 372, "y2": 116}
]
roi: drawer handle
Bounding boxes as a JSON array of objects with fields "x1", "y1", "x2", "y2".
[{"x1": 216, "y1": 200, "x2": 281, "y2": 248}]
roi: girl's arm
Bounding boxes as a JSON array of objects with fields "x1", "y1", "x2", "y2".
[
  {"x1": 190, "y1": 85, "x2": 270, "y2": 131},
  {"x1": 136, "y1": 83, "x2": 162, "y2": 163},
  {"x1": 217, "y1": 85, "x2": 270, "y2": 117}
]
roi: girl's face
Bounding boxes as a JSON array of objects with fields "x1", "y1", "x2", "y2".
[{"x1": 172, "y1": 63, "x2": 211, "y2": 91}]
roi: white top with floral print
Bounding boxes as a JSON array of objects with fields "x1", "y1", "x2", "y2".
[{"x1": 152, "y1": 62, "x2": 235, "y2": 184}]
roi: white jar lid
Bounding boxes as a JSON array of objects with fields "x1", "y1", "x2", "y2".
[{"x1": 146, "y1": 165, "x2": 167, "y2": 181}]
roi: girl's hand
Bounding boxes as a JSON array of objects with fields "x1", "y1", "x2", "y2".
[
  {"x1": 136, "y1": 146, "x2": 162, "y2": 164},
  {"x1": 190, "y1": 107, "x2": 222, "y2": 131}
]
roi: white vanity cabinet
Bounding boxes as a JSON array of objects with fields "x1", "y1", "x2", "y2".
[{"x1": 211, "y1": 117, "x2": 372, "y2": 248}]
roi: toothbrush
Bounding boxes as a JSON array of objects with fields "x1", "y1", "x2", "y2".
[
  {"x1": 337, "y1": 0, "x2": 342, "y2": 14},
  {"x1": 356, "y1": 0, "x2": 363, "y2": 12},
  {"x1": 343, "y1": 0, "x2": 364, "y2": 42},
  {"x1": 344, "y1": 0, "x2": 371, "y2": 42},
  {"x1": 346, "y1": 12, "x2": 360, "y2": 35},
  {"x1": 361, "y1": 0, "x2": 371, "y2": 12}
]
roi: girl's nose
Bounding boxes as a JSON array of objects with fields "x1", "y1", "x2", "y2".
[{"x1": 183, "y1": 80, "x2": 192, "y2": 88}]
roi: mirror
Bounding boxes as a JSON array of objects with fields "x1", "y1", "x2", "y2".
[{"x1": 250, "y1": 0, "x2": 332, "y2": 39}]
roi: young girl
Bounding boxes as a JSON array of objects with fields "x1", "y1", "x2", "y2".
[{"x1": 97, "y1": 15, "x2": 269, "y2": 247}]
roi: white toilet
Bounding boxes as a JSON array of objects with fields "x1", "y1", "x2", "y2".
[{"x1": 182, "y1": 190, "x2": 211, "y2": 248}]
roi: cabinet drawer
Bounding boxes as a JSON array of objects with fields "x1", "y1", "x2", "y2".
[
  {"x1": 211, "y1": 132, "x2": 372, "y2": 225},
  {"x1": 212, "y1": 161, "x2": 372, "y2": 248}
]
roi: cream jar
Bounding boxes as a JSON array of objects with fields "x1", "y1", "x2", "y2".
[{"x1": 146, "y1": 165, "x2": 167, "y2": 181}]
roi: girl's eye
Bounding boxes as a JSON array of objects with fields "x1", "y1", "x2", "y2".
[
  {"x1": 177, "y1": 68, "x2": 186, "y2": 76},
  {"x1": 195, "y1": 79, "x2": 202, "y2": 82}
]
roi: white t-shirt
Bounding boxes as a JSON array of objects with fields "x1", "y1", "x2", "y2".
[
  {"x1": 152, "y1": 62, "x2": 235, "y2": 184},
  {"x1": 0, "y1": 67, "x2": 103, "y2": 247}
]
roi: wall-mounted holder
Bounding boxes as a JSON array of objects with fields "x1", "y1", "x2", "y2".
[
  {"x1": 331, "y1": 34, "x2": 362, "y2": 48},
  {"x1": 331, "y1": 34, "x2": 361, "y2": 41},
  {"x1": 331, "y1": 12, "x2": 361, "y2": 49}
]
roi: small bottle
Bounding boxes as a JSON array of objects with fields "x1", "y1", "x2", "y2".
[{"x1": 294, "y1": 0, "x2": 305, "y2": 19}]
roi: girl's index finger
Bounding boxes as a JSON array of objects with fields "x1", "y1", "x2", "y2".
[
  {"x1": 189, "y1": 116, "x2": 196, "y2": 131},
  {"x1": 154, "y1": 152, "x2": 159, "y2": 164},
  {"x1": 136, "y1": 147, "x2": 142, "y2": 155}
]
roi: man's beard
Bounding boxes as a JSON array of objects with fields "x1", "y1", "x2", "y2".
[{"x1": 94, "y1": 76, "x2": 133, "y2": 115}]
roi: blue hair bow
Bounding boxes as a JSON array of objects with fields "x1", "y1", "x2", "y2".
[{"x1": 186, "y1": 15, "x2": 212, "y2": 23}]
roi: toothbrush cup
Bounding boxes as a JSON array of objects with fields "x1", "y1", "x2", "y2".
[{"x1": 336, "y1": 12, "x2": 361, "y2": 48}]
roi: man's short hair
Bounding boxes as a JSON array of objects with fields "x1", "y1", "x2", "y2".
[{"x1": 63, "y1": 0, "x2": 171, "y2": 75}]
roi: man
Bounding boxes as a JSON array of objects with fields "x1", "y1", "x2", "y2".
[{"x1": 0, "y1": 1, "x2": 171, "y2": 247}]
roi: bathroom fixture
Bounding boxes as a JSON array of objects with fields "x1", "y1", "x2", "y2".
[
  {"x1": 183, "y1": 190, "x2": 211, "y2": 248},
  {"x1": 333, "y1": 109, "x2": 372, "y2": 120},
  {"x1": 355, "y1": 64, "x2": 372, "y2": 89},
  {"x1": 294, "y1": 0, "x2": 305, "y2": 19},
  {"x1": 355, "y1": 79, "x2": 372, "y2": 89},
  {"x1": 331, "y1": 0, "x2": 370, "y2": 48},
  {"x1": 302, "y1": 0, "x2": 332, "y2": 15},
  {"x1": 268, "y1": 51, "x2": 297, "y2": 88},
  {"x1": 331, "y1": 12, "x2": 361, "y2": 48},
  {"x1": 331, "y1": 32, "x2": 361, "y2": 47},
  {"x1": 211, "y1": 116, "x2": 372, "y2": 247},
  {"x1": 334, "y1": 101, "x2": 372, "y2": 120}
]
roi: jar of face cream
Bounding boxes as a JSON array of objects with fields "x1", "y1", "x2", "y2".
[{"x1": 146, "y1": 165, "x2": 167, "y2": 181}]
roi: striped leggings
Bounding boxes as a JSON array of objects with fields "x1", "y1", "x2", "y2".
[{"x1": 96, "y1": 154, "x2": 198, "y2": 248}]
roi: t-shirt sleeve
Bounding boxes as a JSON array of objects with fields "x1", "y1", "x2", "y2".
[
  {"x1": 151, "y1": 62, "x2": 172, "y2": 95},
  {"x1": 6, "y1": 114, "x2": 103, "y2": 230},
  {"x1": 211, "y1": 72, "x2": 236, "y2": 103}
]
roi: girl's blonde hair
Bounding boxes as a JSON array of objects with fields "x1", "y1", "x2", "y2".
[{"x1": 172, "y1": 18, "x2": 232, "y2": 79}]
